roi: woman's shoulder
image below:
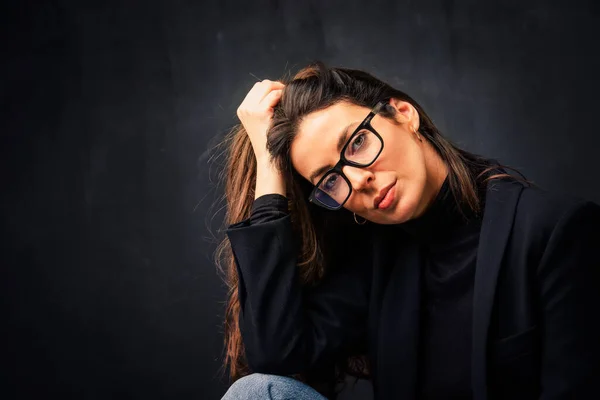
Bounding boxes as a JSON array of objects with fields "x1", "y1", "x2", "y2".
[{"x1": 510, "y1": 181, "x2": 600, "y2": 243}]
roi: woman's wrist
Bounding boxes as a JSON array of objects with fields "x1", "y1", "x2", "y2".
[{"x1": 255, "y1": 157, "x2": 286, "y2": 199}]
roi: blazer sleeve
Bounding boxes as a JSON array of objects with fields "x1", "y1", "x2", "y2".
[
  {"x1": 536, "y1": 200, "x2": 600, "y2": 399},
  {"x1": 225, "y1": 214, "x2": 371, "y2": 375}
]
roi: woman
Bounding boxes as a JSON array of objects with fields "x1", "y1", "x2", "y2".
[{"x1": 216, "y1": 62, "x2": 600, "y2": 399}]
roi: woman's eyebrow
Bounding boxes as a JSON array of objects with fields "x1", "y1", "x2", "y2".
[{"x1": 309, "y1": 121, "x2": 358, "y2": 183}]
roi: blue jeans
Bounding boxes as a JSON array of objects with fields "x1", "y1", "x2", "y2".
[{"x1": 221, "y1": 373, "x2": 329, "y2": 400}]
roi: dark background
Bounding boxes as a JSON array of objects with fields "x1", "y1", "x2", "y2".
[{"x1": 1, "y1": 1, "x2": 599, "y2": 399}]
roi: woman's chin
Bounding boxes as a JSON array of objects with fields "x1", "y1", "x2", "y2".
[{"x1": 389, "y1": 194, "x2": 419, "y2": 224}]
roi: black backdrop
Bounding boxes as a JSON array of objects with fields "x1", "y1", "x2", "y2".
[{"x1": 2, "y1": 1, "x2": 599, "y2": 399}]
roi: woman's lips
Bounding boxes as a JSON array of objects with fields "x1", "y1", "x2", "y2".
[{"x1": 377, "y1": 182, "x2": 396, "y2": 210}]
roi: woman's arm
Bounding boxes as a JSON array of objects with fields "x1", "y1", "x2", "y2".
[
  {"x1": 536, "y1": 200, "x2": 600, "y2": 398},
  {"x1": 228, "y1": 78, "x2": 369, "y2": 375},
  {"x1": 226, "y1": 211, "x2": 371, "y2": 375}
]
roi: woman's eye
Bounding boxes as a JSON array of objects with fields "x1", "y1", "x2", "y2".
[
  {"x1": 351, "y1": 133, "x2": 366, "y2": 152},
  {"x1": 324, "y1": 175, "x2": 339, "y2": 190}
]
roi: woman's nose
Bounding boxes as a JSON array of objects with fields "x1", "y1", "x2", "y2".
[{"x1": 342, "y1": 165, "x2": 373, "y2": 191}]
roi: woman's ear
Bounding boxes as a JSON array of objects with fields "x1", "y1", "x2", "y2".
[{"x1": 389, "y1": 98, "x2": 418, "y2": 126}]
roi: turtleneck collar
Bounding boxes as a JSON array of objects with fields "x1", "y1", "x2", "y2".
[{"x1": 398, "y1": 171, "x2": 487, "y2": 245}]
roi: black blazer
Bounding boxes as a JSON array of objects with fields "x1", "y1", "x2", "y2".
[{"x1": 226, "y1": 178, "x2": 600, "y2": 399}]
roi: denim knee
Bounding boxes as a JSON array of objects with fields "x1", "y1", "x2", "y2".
[{"x1": 221, "y1": 373, "x2": 327, "y2": 400}]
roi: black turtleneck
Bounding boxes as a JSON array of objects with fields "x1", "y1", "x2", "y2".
[
  {"x1": 400, "y1": 174, "x2": 485, "y2": 399},
  {"x1": 248, "y1": 172, "x2": 488, "y2": 399}
]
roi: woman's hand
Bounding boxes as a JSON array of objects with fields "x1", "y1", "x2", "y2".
[
  {"x1": 236, "y1": 79, "x2": 285, "y2": 162},
  {"x1": 237, "y1": 79, "x2": 287, "y2": 199}
]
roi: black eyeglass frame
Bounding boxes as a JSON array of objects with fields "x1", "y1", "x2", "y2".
[{"x1": 308, "y1": 101, "x2": 387, "y2": 210}]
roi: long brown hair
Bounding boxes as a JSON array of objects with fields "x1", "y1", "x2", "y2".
[{"x1": 214, "y1": 61, "x2": 534, "y2": 397}]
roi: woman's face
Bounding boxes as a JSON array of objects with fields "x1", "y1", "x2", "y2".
[{"x1": 290, "y1": 99, "x2": 448, "y2": 225}]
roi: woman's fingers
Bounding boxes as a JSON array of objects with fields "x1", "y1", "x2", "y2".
[
  {"x1": 252, "y1": 79, "x2": 285, "y2": 104},
  {"x1": 261, "y1": 89, "x2": 283, "y2": 109},
  {"x1": 249, "y1": 79, "x2": 284, "y2": 99},
  {"x1": 237, "y1": 80, "x2": 285, "y2": 117}
]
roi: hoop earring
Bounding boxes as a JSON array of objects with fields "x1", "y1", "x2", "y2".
[
  {"x1": 413, "y1": 126, "x2": 423, "y2": 142},
  {"x1": 353, "y1": 213, "x2": 367, "y2": 225}
]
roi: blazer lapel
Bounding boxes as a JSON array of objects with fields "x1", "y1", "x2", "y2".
[{"x1": 472, "y1": 179, "x2": 525, "y2": 400}]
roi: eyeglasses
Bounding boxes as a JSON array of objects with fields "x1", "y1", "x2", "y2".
[{"x1": 308, "y1": 101, "x2": 386, "y2": 210}]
